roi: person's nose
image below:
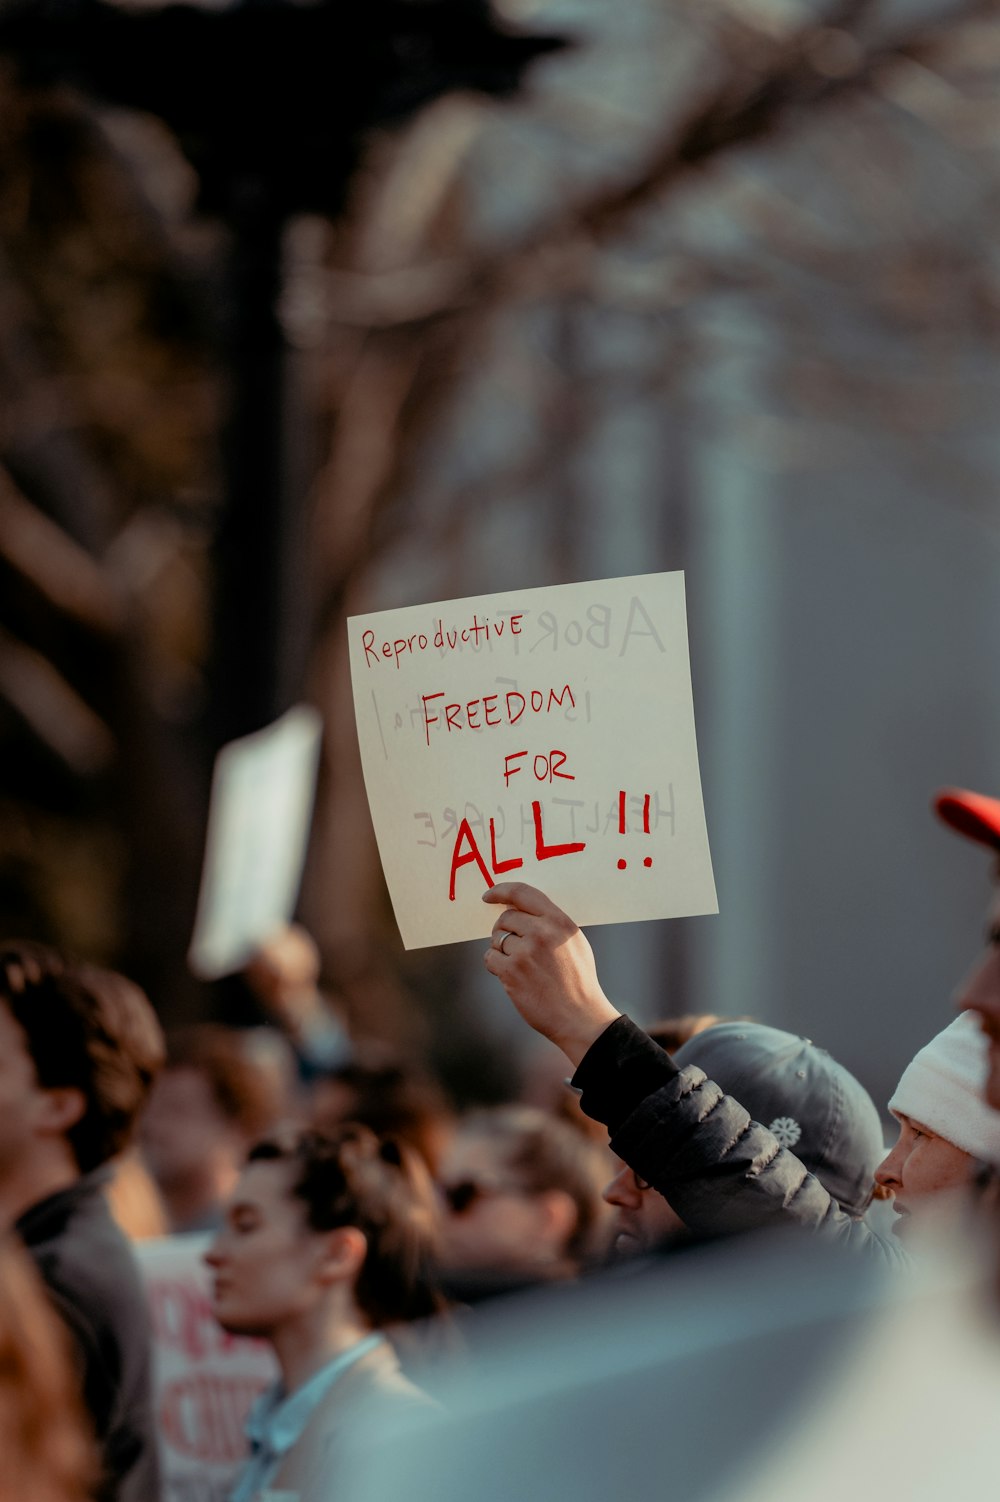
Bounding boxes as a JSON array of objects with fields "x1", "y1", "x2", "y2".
[
  {"x1": 874, "y1": 1139, "x2": 904, "y2": 1195},
  {"x1": 602, "y1": 1164, "x2": 644, "y2": 1210},
  {"x1": 203, "y1": 1237, "x2": 224, "y2": 1269}
]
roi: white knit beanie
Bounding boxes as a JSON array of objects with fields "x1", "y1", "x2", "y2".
[{"x1": 888, "y1": 1012, "x2": 1000, "y2": 1166}]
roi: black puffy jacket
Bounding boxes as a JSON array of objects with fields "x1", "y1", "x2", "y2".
[{"x1": 573, "y1": 1016, "x2": 906, "y2": 1268}]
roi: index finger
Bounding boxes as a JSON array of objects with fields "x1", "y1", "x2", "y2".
[{"x1": 482, "y1": 882, "x2": 565, "y2": 918}]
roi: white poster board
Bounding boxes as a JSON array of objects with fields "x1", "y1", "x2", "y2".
[
  {"x1": 348, "y1": 573, "x2": 717, "y2": 949},
  {"x1": 135, "y1": 1234, "x2": 278, "y2": 1502},
  {"x1": 188, "y1": 706, "x2": 323, "y2": 979}
]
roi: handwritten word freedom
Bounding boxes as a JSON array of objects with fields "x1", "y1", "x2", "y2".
[{"x1": 421, "y1": 685, "x2": 575, "y2": 746}]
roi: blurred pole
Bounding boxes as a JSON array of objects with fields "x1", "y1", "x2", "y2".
[
  {"x1": 209, "y1": 189, "x2": 300, "y2": 745},
  {"x1": 0, "y1": 0, "x2": 566, "y2": 1020}
]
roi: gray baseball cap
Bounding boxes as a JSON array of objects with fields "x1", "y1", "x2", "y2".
[{"x1": 673, "y1": 1022, "x2": 884, "y2": 1217}]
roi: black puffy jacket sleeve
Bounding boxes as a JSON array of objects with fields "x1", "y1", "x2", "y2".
[{"x1": 573, "y1": 1016, "x2": 905, "y2": 1267}]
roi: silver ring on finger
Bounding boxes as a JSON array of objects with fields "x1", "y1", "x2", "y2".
[{"x1": 498, "y1": 930, "x2": 516, "y2": 956}]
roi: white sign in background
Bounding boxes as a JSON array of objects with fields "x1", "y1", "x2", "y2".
[
  {"x1": 188, "y1": 706, "x2": 323, "y2": 980},
  {"x1": 135, "y1": 1234, "x2": 278, "y2": 1502},
  {"x1": 349, "y1": 573, "x2": 717, "y2": 949}
]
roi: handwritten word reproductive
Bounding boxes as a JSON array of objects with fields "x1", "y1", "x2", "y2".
[{"x1": 362, "y1": 613, "x2": 524, "y2": 670}]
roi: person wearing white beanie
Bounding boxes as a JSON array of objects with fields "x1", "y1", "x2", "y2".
[{"x1": 874, "y1": 1011, "x2": 1000, "y2": 1239}]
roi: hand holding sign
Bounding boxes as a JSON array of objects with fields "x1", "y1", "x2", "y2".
[
  {"x1": 349, "y1": 573, "x2": 717, "y2": 949},
  {"x1": 482, "y1": 882, "x2": 622, "y2": 1066}
]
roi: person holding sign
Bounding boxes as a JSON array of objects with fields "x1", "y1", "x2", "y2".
[
  {"x1": 206, "y1": 1124, "x2": 442, "y2": 1502},
  {"x1": 481, "y1": 880, "x2": 1000, "y2": 1259},
  {"x1": 601, "y1": 1019, "x2": 885, "y2": 1259}
]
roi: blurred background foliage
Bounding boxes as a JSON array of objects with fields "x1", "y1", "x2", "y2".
[{"x1": 1, "y1": 0, "x2": 999, "y2": 1106}]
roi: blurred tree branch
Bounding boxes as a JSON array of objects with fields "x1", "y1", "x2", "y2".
[{"x1": 308, "y1": 0, "x2": 998, "y2": 645}]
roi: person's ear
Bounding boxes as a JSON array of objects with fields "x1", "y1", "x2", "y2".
[
  {"x1": 316, "y1": 1225, "x2": 368, "y2": 1286},
  {"x1": 37, "y1": 1086, "x2": 86, "y2": 1138}
]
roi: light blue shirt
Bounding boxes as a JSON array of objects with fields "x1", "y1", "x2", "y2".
[{"x1": 229, "y1": 1334, "x2": 384, "y2": 1502}]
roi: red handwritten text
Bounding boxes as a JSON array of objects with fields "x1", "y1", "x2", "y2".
[
  {"x1": 616, "y1": 790, "x2": 653, "y2": 870},
  {"x1": 160, "y1": 1374, "x2": 267, "y2": 1465},
  {"x1": 503, "y1": 749, "x2": 575, "y2": 785},
  {"x1": 422, "y1": 684, "x2": 575, "y2": 746},
  {"x1": 362, "y1": 613, "x2": 523, "y2": 670},
  {"x1": 449, "y1": 799, "x2": 585, "y2": 900}
]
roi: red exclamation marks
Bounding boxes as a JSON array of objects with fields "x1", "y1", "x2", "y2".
[
  {"x1": 617, "y1": 790, "x2": 627, "y2": 869},
  {"x1": 617, "y1": 792, "x2": 653, "y2": 869},
  {"x1": 641, "y1": 794, "x2": 652, "y2": 867}
]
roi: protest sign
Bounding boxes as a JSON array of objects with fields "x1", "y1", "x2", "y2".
[
  {"x1": 135, "y1": 1233, "x2": 278, "y2": 1502},
  {"x1": 188, "y1": 705, "x2": 323, "y2": 979},
  {"x1": 348, "y1": 572, "x2": 717, "y2": 949}
]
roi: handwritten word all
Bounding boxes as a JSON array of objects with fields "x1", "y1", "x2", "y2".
[
  {"x1": 414, "y1": 788, "x2": 675, "y2": 852},
  {"x1": 449, "y1": 801, "x2": 585, "y2": 900}
]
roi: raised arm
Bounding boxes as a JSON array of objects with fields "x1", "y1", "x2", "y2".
[
  {"x1": 482, "y1": 885, "x2": 903, "y2": 1266},
  {"x1": 481, "y1": 882, "x2": 621, "y2": 1065}
]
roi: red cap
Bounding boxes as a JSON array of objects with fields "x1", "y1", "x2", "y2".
[{"x1": 934, "y1": 787, "x2": 1000, "y2": 852}]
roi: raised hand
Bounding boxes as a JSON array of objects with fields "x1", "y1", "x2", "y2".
[{"x1": 482, "y1": 883, "x2": 621, "y2": 1066}]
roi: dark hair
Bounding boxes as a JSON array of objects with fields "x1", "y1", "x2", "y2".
[
  {"x1": 460, "y1": 1106, "x2": 607, "y2": 1262},
  {"x1": 165, "y1": 1025, "x2": 285, "y2": 1140},
  {"x1": 247, "y1": 1124, "x2": 444, "y2": 1327},
  {"x1": 312, "y1": 1057, "x2": 451, "y2": 1173},
  {"x1": 0, "y1": 942, "x2": 165, "y2": 1174}
]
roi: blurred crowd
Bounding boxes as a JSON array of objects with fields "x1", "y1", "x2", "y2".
[{"x1": 2, "y1": 783, "x2": 1000, "y2": 1501}]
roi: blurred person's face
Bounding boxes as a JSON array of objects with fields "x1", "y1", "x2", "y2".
[
  {"x1": 874, "y1": 1113, "x2": 975, "y2": 1237},
  {"x1": 437, "y1": 1132, "x2": 572, "y2": 1273},
  {"x1": 205, "y1": 1159, "x2": 332, "y2": 1339},
  {"x1": 243, "y1": 925, "x2": 320, "y2": 1019},
  {"x1": 139, "y1": 1066, "x2": 240, "y2": 1189},
  {"x1": 602, "y1": 1157, "x2": 685, "y2": 1257},
  {"x1": 0, "y1": 1002, "x2": 65, "y2": 1176},
  {"x1": 310, "y1": 1076, "x2": 362, "y2": 1130},
  {"x1": 956, "y1": 889, "x2": 1000, "y2": 1110}
]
